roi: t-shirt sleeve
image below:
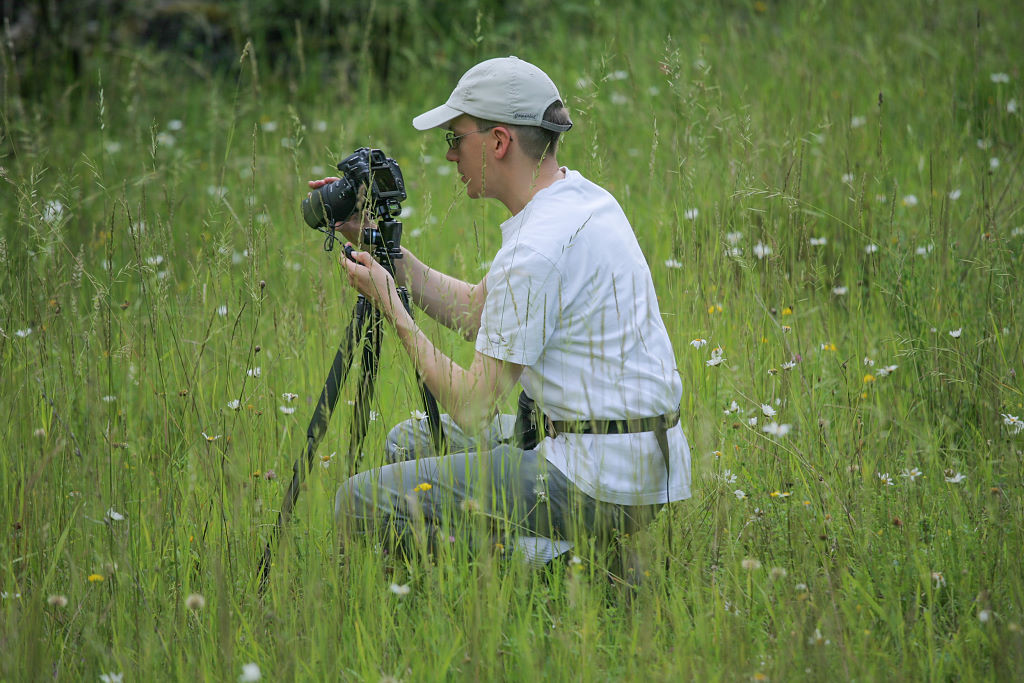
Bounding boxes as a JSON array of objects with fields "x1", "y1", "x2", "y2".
[{"x1": 475, "y1": 245, "x2": 561, "y2": 366}]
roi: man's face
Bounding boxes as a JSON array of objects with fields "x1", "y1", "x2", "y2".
[{"x1": 446, "y1": 115, "x2": 489, "y2": 199}]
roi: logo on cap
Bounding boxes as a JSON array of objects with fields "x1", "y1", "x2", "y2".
[{"x1": 513, "y1": 112, "x2": 537, "y2": 121}]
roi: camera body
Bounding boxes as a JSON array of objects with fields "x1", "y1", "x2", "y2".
[{"x1": 302, "y1": 147, "x2": 406, "y2": 229}]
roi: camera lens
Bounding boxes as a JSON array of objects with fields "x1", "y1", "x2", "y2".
[{"x1": 301, "y1": 176, "x2": 357, "y2": 228}]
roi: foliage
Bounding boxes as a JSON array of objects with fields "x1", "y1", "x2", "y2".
[{"x1": 1, "y1": 0, "x2": 1023, "y2": 680}]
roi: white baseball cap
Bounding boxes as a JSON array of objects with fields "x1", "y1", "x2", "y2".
[{"x1": 412, "y1": 56, "x2": 573, "y2": 133}]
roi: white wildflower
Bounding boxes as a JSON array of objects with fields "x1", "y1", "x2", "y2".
[
  {"x1": 990, "y1": 73, "x2": 1010, "y2": 84},
  {"x1": 690, "y1": 338, "x2": 708, "y2": 349},
  {"x1": 809, "y1": 237, "x2": 827, "y2": 246},
  {"x1": 43, "y1": 200, "x2": 64, "y2": 223},
  {"x1": 389, "y1": 583, "x2": 411, "y2": 596},
  {"x1": 1002, "y1": 413, "x2": 1024, "y2": 435},
  {"x1": 877, "y1": 472, "x2": 895, "y2": 486},
  {"x1": 105, "y1": 508, "x2": 125, "y2": 522},
  {"x1": 238, "y1": 662, "x2": 261, "y2": 682},
  {"x1": 762, "y1": 422, "x2": 792, "y2": 437},
  {"x1": 706, "y1": 347, "x2": 725, "y2": 366},
  {"x1": 949, "y1": 328, "x2": 962, "y2": 339},
  {"x1": 753, "y1": 242, "x2": 772, "y2": 259},
  {"x1": 684, "y1": 208, "x2": 699, "y2": 220},
  {"x1": 900, "y1": 467, "x2": 922, "y2": 482},
  {"x1": 664, "y1": 258, "x2": 683, "y2": 269},
  {"x1": 761, "y1": 404, "x2": 777, "y2": 417}
]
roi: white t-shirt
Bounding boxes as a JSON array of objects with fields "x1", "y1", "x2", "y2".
[{"x1": 475, "y1": 169, "x2": 691, "y2": 506}]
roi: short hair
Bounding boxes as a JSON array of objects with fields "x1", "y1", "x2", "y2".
[{"x1": 473, "y1": 101, "x2": 571, "y2": 161}]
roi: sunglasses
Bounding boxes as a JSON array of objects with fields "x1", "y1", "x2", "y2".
[{"x1": 445, "y1": 126, "x2": 497, "y2": 150}]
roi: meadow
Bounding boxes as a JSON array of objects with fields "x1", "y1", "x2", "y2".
[{"x1": 2, "y1": 1, "x2": 1023, "y2": 679}]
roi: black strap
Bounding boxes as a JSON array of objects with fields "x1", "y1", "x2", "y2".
[
  {"x1": 549, "y1": 411, "x2": 677, "y2": 507},
  {"x1": 514, "y1": 391, "x2": 676, "y2": 503},
  {"x1": 547, "y1": 411, "x2": 680, "y2": 436}
]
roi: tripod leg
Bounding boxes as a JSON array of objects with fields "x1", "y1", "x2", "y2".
[
  {"x1": 349, "y1": 304, "x2": 383, "y2": 460},
  {"x1": 396, "y1": 287, "x2": 446, "y2": 453},
  {"x1": 258, "y1": 295, "x2": 371, "y2": 594}
]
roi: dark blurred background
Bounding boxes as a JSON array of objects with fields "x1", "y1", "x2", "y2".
[{"x1": 1, "y1": 0, "x2": 600, "y2": 98}]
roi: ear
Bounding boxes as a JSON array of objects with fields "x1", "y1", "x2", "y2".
[{"x1": 491, "y1": 126, "x2": 514, "y2": 159}]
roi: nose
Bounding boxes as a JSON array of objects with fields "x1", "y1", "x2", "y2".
[{"x1": 445, "y1": 146, "x2": 458, "y2": 162}]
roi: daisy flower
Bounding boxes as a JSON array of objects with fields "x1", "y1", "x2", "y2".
[
  {"x1": 1002, "y1": 413, "x2": 1024, "y2": 435},
  {"x1": 762, "y1": 422, "x2": 792, "y2": 437},
  {"x1": 944, "y1": 470, "x2": 966, "y2": 484}
]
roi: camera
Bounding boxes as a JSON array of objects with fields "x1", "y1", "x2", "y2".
[{"x1": 301, "y1": 147, "x2": 406, "y2": 229}]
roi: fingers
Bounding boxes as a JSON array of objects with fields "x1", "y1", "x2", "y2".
[{"x1": 307, "y1": 176, "x2": 340, "y2": 189}]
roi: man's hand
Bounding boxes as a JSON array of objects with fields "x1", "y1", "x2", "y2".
[
  {"x1": 340, "y1": 245, "x2": 403, "y2": 321},
  {"x1": 307, "y1": 177, "x2": 374, "y2": 245}
]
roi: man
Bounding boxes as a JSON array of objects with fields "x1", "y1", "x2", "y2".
[{"x1": 326, "y1": 56, "x2": 690, "y2": 563}]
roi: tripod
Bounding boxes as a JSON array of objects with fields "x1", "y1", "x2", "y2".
[{"x1": 257, "y1": 214, "x2": 444, "y2": 593}]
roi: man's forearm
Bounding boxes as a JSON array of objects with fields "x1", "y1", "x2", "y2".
[
  {"x1": 394, "y1": 247, "x2": 484, "y2": 340},
  {"x1": 390, "y1": 307, "x2": 496, "y2": 433}
]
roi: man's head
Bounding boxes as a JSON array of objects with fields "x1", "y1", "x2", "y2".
[{"x1": 413, "y1": 56, "x2": 572, "y2": 162}]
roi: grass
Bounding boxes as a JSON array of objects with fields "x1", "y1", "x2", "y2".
[{"x1": 2, "y1": 0, "x2": 1023, "y2": 679}]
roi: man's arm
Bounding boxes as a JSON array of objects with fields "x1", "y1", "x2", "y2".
[
  {"x1": 393, "y1": 248, "x2": 486, "y2": 341},
  {"x1": 393, "y1": 315, "x2": 522, "y2": 434},
  {"x1": 342, "y1": 249, "x2": 521, "y2": 433}
]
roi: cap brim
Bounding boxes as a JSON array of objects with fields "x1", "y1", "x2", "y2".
[{"x1": 412, "y1": 104, "x2": 463, "y2": 131}]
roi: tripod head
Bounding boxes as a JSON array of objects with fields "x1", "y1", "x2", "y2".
[{"x1": 313, "y1": 202, "x2": 404, "y2": 273}]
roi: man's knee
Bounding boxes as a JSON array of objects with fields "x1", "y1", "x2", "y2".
[{"x1": 385, "y1": 417, "x2": 435, "y2": 462}]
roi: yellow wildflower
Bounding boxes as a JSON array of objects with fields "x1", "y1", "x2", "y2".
[{"x1": 88, "y1": 574, "x2": 104, "y2": 582}]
